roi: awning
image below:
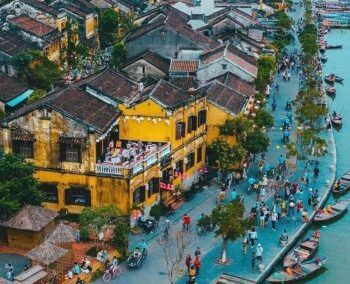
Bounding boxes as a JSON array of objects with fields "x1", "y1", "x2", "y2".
[
  {"x1": 59, "y1": 136, "x2": 86, "y2": 145},
  {"x1": 6, "y1": 89, "x2": 33, "y2": 107},
  {"x1": 11, "y1": 133, "x2": 35, "y2": 141}
]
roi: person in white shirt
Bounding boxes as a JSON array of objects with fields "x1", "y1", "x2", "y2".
[
  {"x1": 256, "y1": 244, "x2": 263, "y2": 263},
  {"x1": 271, "y1": 210, "x2": 278, "y2": 231}
]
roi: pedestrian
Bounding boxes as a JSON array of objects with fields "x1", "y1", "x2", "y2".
[
  {"x1": 188, "y1": 265, "x2": 196, "y2": 284},
  {"x1": 250, "y1": 227, "x2": 258, "y2": 247},
  {"x1": 185, "y1": 254, "x2": 192, "y2": 272},
  {"x1": 256, "y1": 244, "x2": 263, "y2": 263},
  {"x1": 259, "y1": 210, "x2": 265, "y2": 229},
  {"x1": 308, "y1": 188, "x2": 313, "y2": 207},
  {"x1": 305, "y1": 170, "x2": 311, "y2": 186},
  {"x1": 288, "y1": 200, "x2": 295, "y2": 217},
  {"x1": 251, "y1": 252, "x2": 256, "y2": 272},
  {"x1": 271, "y1": 210, "x2": 278, "y2": 231},
  {"x1": 76, "y1": 229, "x2": 80, "y2": 243},
  {"x1": 242, "y1": 237, "x2": 248, "y2": 254},
  {"x1": 193, "y1": 257, "x2": 201, "y2": 275},
  {"x1": 313, "y1": 166, "x2": 320, "y2": 179},
  {"x1": 231, "y1": 188, "x2": 237, "y2": 201},
  {"x1": 194, "y1": 247, "x2": 201, "y2": 259}
]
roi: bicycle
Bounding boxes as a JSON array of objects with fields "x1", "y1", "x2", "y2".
[
  {"x1": 159, "y1": 225, "x2": 170, "y2": 243},
  {"x1": 103, "y1": 266, "x2": 121, "y2": 282}
]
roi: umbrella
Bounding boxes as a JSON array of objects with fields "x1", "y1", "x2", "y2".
[{"x1": 248, "y1": 177, "x2": 256, "y2": 185}]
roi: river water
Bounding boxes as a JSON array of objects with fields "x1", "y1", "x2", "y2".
[{"x1": 304, "y1": 29, "x2": 350, "y2": 283}]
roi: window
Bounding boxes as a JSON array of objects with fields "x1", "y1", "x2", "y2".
[
  {"x1": 148, "y1": 178, "x2": 160, "y2": 198},
  {"x1": 197, "y1": 146, "x2": 203, "y2": 163},
  {"x1": 198, "y1": 109, "x2": 207, "y2": 126},
  {"x1": 137, "y1": 65, "x2": 145, "y2": 74},
  {"x1": 133, "y1": 186, "x2": 146, "y2": 205},
  {"x1": 222, "y1": 64, "x2": 227, "y2": 70},
  {"x1": 187, "y1": 116, "x2": 197, "y2": 133},
  {"x1": 65, "y1": 187, "x2": 91, "y2": 206},
  {"x1": 60, "y1": 144, "x2": 82, "y2": 163},
  {"x1": 186, "y1": 152, "x2": 195, "y2": 171},
  {"x1": 175, "y1": 160, "x2": 184, "y2": 175},
  {"x1": 12, "y1": 140, "x2": 34, "y2": 158},
  {"x1": 175, "y1": 122, "x2": 186, "y2": 140},
  {"x1": 40, "y1": 183, "x2": 58, "y2": 203}
]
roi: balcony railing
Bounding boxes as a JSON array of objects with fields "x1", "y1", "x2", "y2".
[{"x1": 96, "y1": 143, "x2": 171, "y2": 177}]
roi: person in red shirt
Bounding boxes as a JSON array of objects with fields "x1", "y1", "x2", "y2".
[
  {"x1": 183, "y1": 214, "x2": 191, "y2": 231},
  {"x1": 194, "y1": 257, "x2": 201, "y2": 274}
]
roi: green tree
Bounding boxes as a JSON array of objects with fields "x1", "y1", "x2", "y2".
[
  {"x1": 66, "y1": 22, "x2": 88, "y2": 68},
  {"x1": 255, "y1": 55, "x2": 276, "y2": 92},
  {"x1": 211, "y1": 200, "x2": 250, "y2": 263},
  {"x1": 244, "y1": 130, "x2": 270, "y2": 154},
  {"x1": 12, "y1": 50, "x2": 63, "y2": 90},
  {"x1": 99, "y1": 9, "x2": 120, "y2": 48},
  {"x1": 276, "y1": 11, "x2": 292, "y2": 30},
  {"x1": 255, "y1": 108, "x2": 274, "y2": 128},
  {"x1": 27, "y1": 89, "x2": 46, "y2": 104},
  {"x1": 112, "y1": 218, "x2": 130, "y2": 259},
  {"x1": 110, "y1": 42, "x2": 126, "y2": 68},
  {"x1": 0, "y1": 151, "x2": 42, "y2": 220},
  {"x1": 80, "y1": 205, "x2": 121, "y2": 245}
]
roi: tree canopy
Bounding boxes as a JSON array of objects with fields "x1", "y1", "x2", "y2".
[
  {"x1": 12, "y1": 50, "x2": 63, "y2": 90},
  {"x1": 255, "y1": 55, "x2": 276, "y2": 92},
  {"x1": 99, "y1": 9, "x2": 120, "y2": 48},
  {"x1": 110, "y1": 42, "x2": 126, "y2": 68},
  {"x1": 211, "y1": 200, "x2": 251, "y2": 263},
  {"x1": 0, "y1": 151, "x2": 42, "y2": 220},
  {"x1": 244, "y1": 130, "x2": 270, "y2": 154},
  {"x1": 27, "y1": 89, "x2": 46, "y2": 104},
  {"x1": 255, "y1": 108, "x2": 274, "y2": 128}
]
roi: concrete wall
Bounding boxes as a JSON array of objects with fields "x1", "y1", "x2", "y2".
[{"x1": 122, "y1": 59, "x2": 167, "y2": 81}]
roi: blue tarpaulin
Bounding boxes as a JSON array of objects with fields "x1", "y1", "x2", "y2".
[{"x1": 6, "y1": 89, "x2": 33, "y2": 107}]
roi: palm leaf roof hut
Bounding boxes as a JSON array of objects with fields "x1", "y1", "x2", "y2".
[{"x1": 26, "y1": 241, "x2": 69, "y2": 283}]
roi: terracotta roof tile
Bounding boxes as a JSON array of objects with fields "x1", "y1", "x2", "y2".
[
  {"x1": 150, "y1": 80, "x2": 190, "y2": 108},
  {"x1": 9, "y1": 15, "x2": 55, "y2": 36},
  {"x1": 86, "y1": 69, "x2": 139, "y2": 103},
  {"x1": 0, "y1": 31, "x2": 36, "y2": 57},
  {"x1": 211, "y1": 72, "x2": 255, "y2": 97},
  {"x1": 169, "y1": 59, "x2": 198, "y2": 73},
  {"x1": 169, "y1": 76, "x2": 198, "y2": 90},
  {"x1": 123, "y1": 50, "x2": 170, "y2": 74},
  {"x1": 207, "y1": 81, "x2": 248, "y2": 115},
  {"x1": 0, "y1": 73, "x2": 29, "y2": 103}
]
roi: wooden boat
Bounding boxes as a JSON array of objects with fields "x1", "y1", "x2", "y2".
[
  {"x1": 334, "y1": 75, "x2": 344, "y2": 83},
  {"x1": 283, "y1": 237, "x2": 319, "y2": 267},
  {"x1": 332, "y1": 171, "x2": 350, "y2": 195},
  {"x1": 326, "y1": 44, "x2": 343, "y2": 49},
  {"x1": 314, "y1": 200, "x2": 349, "y2": 223},
  {"x1": 331, "y1": 112, "x2": 343, "y2": 126},
  {"x1": 324, "y1": 74, "x2": 335, "y2": 84},
  {"x1": 321, "y1": 54, "x2": 327, "y2": 63},
  {"x1": 326, "y1": 86, "x2": 336, "y2": 95},
  {"x1": 267, "y1": 257, "x2": 328, "y2": 283}
]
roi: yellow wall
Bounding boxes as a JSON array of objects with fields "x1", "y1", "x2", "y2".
[
  {"x1": 85, "y1": 15, "x2": 98, "y2": 39},
  {"x1": 206, "y1": 102, "x2": 237, "y2": 145}
]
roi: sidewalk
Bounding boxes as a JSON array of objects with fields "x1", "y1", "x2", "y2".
[{"x1": 175, "y1": 6, "x2": 336, "y2": 284}]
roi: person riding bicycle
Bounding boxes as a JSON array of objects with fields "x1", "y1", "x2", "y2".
[
  {"x1": 279, "y1": 230, "x2": 289, "y2": 244},
  {"x1": 138, "y1": 239, "x2": 147, "y2": 252},
  {"x1": 183, "y1": 214, "x2": 191, "y2": 231}
]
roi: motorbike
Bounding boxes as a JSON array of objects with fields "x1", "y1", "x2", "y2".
[
  {"x1": 127, "y1": 249, "x2": 147, "y2": 269},
  {"x1": 138, "y1": 218, "x2": 158, "y2": 233}
]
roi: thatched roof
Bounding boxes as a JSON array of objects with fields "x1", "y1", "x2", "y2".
[
  {"x1": 47, "y1": 223, "x2": 76, "y2": 244},
  {"x1": 26, "y1": 241, "x2": 68, "y2": 266},
  {"x1": 2, "y1": 205, "x2": 58, "y2": 231}
]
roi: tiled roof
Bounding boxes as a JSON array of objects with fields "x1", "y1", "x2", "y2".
[
  {"x1": 136, "y1": 4, "x2": 189, "y2": 23},
  {"x1": 9, "y1": 15, "x2": 55, "y2": 36},
  {"x1": 55, "y1": 0, "x2": 96, "y2": 17},
  {"x1": 210, "y1": 72, "x2": 255, "y2": 97},
  {"x1": 169, "y1": 76, "x2": 198, "y2": 90},
  {"x1": 0, "y1": 73, "x2": 29, "y2": 103},
  {"x1": 231, "y1": 7, "x2": 255, "y2": 21},
  {"x1": 149, "y1": 80, "x2": 190, "y2": 108},
  {"x1": 123, "y1": 49, "x2": 170, "y2": 74},
  {"x1": 206, "y1": 7, "x2": 231, "y2": 20},
  {"x1": 169, "y1": 59, "x2": 198, "y2": 73},
  {"x1": 126, "y1": 12, "x2": 219, "y2": 49},
  {"x1": 21, "y1": 0, "x2": 61, "y2": 16},
  {"x1": 6, "y1": 86, "x2": 120, "y2": 134},
  {"x1": 200, "y1": 44, "x2": 258, "y2": 77},
  {"x1": 86, "y1": 68, "x2": 139, "y2": 103},
  {"x1": 206, "y1": 81, "x2": 248, "y2": 115},
  {"x1": 0, "y1": 31, "x2": 36, "y2": 57}
]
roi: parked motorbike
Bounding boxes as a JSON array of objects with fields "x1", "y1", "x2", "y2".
[
  {"x1": 127, "y1": 248, "x2": 147, "y2": 269},
  {"x1": 138, "y1": 218, "x2": 158, "y2": 233}
]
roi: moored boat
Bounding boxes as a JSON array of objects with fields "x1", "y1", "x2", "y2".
[
  {"x1": 321, "y1": 54, "x2": 327, "y2": 63},
  {"x1": 267, "y1": 257, "x2": 328, "y2": 283},
  {"x1": 283, "y1": 236, "x2": 319, "y2": 267},
  {"x1": 326, "y1": 44, "x2": 343, "y2": 49},
  {"x1": 314, "y1": 200, "x2": 349, "y2": 223},
  {"x1": 325, "y1": 74, "x2": 343, "y2": 84},
  {"x1": 332, "y1": 171, "x2": 350, "y2": 195},
  {"x1": 326, "y1": 86, "x2": 336, "y2": 95},
  {"x1": 331, "y1": 112, "x2": 343, "y2": 126}
]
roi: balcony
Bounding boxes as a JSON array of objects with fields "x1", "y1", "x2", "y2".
[{"x1": 96, "y1": 143, "x2": 171, "y2": 177}]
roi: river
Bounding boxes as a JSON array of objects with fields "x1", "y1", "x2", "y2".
[{"x1": 304, "y1": 29, "x2": 350, "y2": 283}]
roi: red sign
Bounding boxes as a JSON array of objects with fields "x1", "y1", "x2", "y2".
[{"x1": 160, "y1": 182, "x2": 173, "y2": 190}]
